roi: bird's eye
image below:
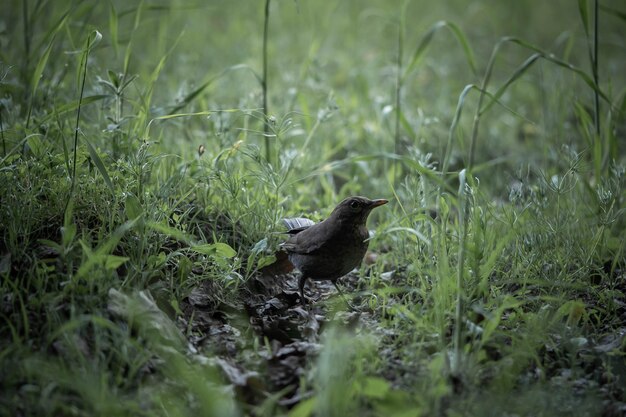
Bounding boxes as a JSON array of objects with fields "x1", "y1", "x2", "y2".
[{"x1": 349, "y1": 200, "x2": 360, "y2": 209}]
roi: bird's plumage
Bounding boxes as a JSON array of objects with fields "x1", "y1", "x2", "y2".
[
  {"x1": 280, "y1": 196, "x2": 388, "y2": 304},
  {"x1": 282, "y1": 217, "x2": 315, "y2": 235}
]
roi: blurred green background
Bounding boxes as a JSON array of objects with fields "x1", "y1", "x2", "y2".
[{"x1": 1, "y1": 1, "x2": 625, "y2": 416}]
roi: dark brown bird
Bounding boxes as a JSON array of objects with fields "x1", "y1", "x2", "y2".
[{"x1": 281, "y1": 196, "x2": 388, "y2": 304}]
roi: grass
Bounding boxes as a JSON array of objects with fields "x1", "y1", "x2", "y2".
[{"x1": 1, "y1": 0, "x2": 625, "y2": 416}]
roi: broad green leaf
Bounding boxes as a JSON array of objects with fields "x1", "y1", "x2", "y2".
[
  {"x1": 61, "y1": 224, "x2": 76, "y2": 248},
  {"x1": 103, "y1": 255, "x2": 129, "y2": 270},
  {"x1": 361, "y1": 377, "x2": 391, "y2": 399},
  {"x1": 38, "y1": 239, "x2": 63, "y2": 253},
  {"x1": 26, "y1": 135, "x2": 45, "y2": 159},
  {"x1": 63, "y1": 201, "x2": 74, "y2": 228},
  {"x1": 556, "y1": 300, "x2": 586, "y2": 327},
  {"x1": 251, "y1": 238, "x2": 268, "y2": 255},
  {"x1": 481, "y1": 296, "x2": 522, "y2": 343},
  {"x1": 439, "y1": 196, "x2": 450, "y2": 218},
  {"x1": 125, "y1": 193, "x2": 143, "y2": 220},
  {"x1": 256, "y1": 255, "x2": 276, "y2": 269},
  {"x1": 75, "y1": 219, "x2": 138, "y2": 279},
  {"x1": 178, "y1": 255, "x2": 193, "y2": 281},
  {"x1": 147, "y1": 220, "x2": 192, "y2": 244},
  {"x1": 385, "y1": 227, "x2": 430, "y2": 245},
  {"x1": 288, "y1": 397, "x2": 315, "y2": 417},
  {"x1": 147, "y1": 252, "x2": 167, "y2": 269},
  {"x1": 192, "y1": 243, "x2": 237, "y2": 259}
]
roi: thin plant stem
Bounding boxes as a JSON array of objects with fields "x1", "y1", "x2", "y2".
[
  {"x1": 453, "y1": 169, "x2": 468, "y2": 376},
  {"x1": 262, "y1": 0, "x2": 271, "y2": 163},
  {"x1": 22, "y1": 0, "x2": 30, "y2": 83},
  {"x1": 394, "y1": 18, "x2": 403, "y2": 185},
  {"x1": 0, "y1": 104, "x2": 5, "y2": 156},
  {"x1": 66, "y1": 34, "x2": 92, "y2": 214},
  {"x1": 592, "y1": 0, "x2": 600, "y2": 137},
  {"x1": 468, "y1": 56, "x2": 495, "y2": 172}
]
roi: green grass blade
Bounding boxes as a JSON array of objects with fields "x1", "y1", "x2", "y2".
[
  {"x1": 403, "y1": 20, "x2": 477, "y2": 80},
  {"x1": 27, "y1": 33, "x2": 59, "y2": 125},
  {"x1": 109, "y1": 1, "x2": 119, "y2": 57},
  {"x1": 123, "y1": 0, "x2": 144, "y2": 76},
  {"x1": 146, "y1": 220, "x2": 193, "y2": 245},
  {"x1": 146, "y1": 109, "x2": 242, "y2": 139},
  {"x1": 445, "y1": 21, "x2": 478, "y2": 75},
  {"x1": 168, "y1": 64, "x2": 261, "y2": 114},
  {"x1": 75, "y1": 218, "x2": 138, "y2": 280},
  {"x1": 136, "y1": 31, "x2": 184, "y2": 137},
  {"x1": 398, "y1": 109, "x2": 416, "y2": 142},
  {"x1": 26, "y1": 13, "x2": 67, "y2": 126},
  {"x1": 600, "y1": 3, "x2": 626, "y2": 21},
  {"x1": 403, "y1": 21, "x2": 443, "y2": 80},
  {"x1": 504, "y1": 37, "x2": 610, "y2": 104},
  {"x1": 578, "y1": 0, "x2": 590, "y2": 36},
  {"x1": 442, "y1": 84, "x2": 476, "y2": 176},
  {"x1": 83, "y1": 136, "x2": 114, "y2": 192},
  {"x1": 479, "y1": 53, "x2": 542, "y2": 116},
  {"x1": 40, "y1": 95, "x2": 108, "y2": 124}
]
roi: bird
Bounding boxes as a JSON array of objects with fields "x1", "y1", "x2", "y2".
[{"x1": 280, "y1": 196, "x2": 388, "y2": 305}]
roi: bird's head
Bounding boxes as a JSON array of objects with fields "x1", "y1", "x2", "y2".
[{"x1": 330, "y1": 196, "x2": 388, "y2": 225}]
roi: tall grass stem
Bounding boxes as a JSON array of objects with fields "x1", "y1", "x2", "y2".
[
  {"x1": 0, "y1": 104, "x2": 5, "y2": 156},
  {"x1": 393, "y1": 13, "x2": 404, "y2": 186},
  {"x1": 467, "y1": 41, "x2": 500, "y2": 171},
  {"x1": 592, "y1": 0, "x2": 600, "y2": 136},
  {"x1": 262, "y1": 0, "x2": 271, "y2": 163},
  {"x1": 453, "y1": 169, "x2": 468, "y2": 375},
  {"x1": 22, "y1": 0, "x2": 30, "y2": 87},
  {"x1": 66, "y1": 32, "x2": 95, "y2": 214}
]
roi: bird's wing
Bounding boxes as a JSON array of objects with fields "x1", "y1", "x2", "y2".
[
  {"x1": 280, "y1": 220, "x2": 332, "y2": 255},
  {"x1": 282, "y1": 217, "x2": 315, "y2": 234}
]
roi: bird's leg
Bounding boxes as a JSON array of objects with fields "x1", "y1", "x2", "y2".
[
  {"x1": 332, "y1": 280, "x2": 358, "y2": 311},
  {"x1": 299, "y1": 275, "x2": 308, "y2": 304}
]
